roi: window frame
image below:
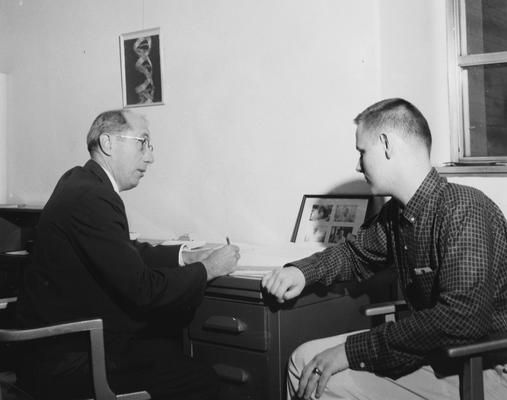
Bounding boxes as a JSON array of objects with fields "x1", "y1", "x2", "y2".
[{"x1": 444, "y1": 0, "x2": 507, "y2": 175}]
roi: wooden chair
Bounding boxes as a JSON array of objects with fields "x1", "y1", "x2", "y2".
[
  {"x1": 0, "y1": 299, "x2": 150, "y2": 400},
  {"x1": 360, "y1": 301, "x2": 507, "y2": 400}
]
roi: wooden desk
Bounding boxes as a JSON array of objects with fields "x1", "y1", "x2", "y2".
[{"x1": 184, "y1": 276, "x2": 380, "y2": 400}]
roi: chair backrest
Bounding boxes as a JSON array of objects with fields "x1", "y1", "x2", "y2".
[
  {"x1": 0, "y1": 371, "x2": 34, "y2": 400},
  {"x1": 0, "y1": 316, "x2": 117, "y2": 400},
  {"x1": 0, "y1": 301, "x2": 149, "y2": 400}
]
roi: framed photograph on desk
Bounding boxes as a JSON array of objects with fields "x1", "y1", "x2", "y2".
[
  {"x1": 291, "y1": 195, "x2": 373, "y2": 245},
  {"x1": 119, "y1": 27, "x2": 164, "y2": 107}
]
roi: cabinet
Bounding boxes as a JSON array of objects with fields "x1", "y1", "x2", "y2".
[
  {"x1": 0, "y1": 205, "x2": 42, "y2": 252},
  {"x1": 184, "y1": 276, "x2": 385, "y2": 400},
  {"x1": 0, "y1": 205, "x2": 42, "y2": 371},
  {"x1": 0, "y1": 205, "x2": 42, "y2": 314}
]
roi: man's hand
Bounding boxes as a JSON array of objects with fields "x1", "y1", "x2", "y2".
[
  {"x1": 298, "y1": 343, "x2": 349, "y2": 399},
  {"x1": 201, "y1": 245, "x2": 240, "y2": 281},
  {"x1": 181, "y1": 247, "x2": 216, "y2": 265},
  {"x1": 261, "y1": 266, "x2": 306, "y2": 303}
]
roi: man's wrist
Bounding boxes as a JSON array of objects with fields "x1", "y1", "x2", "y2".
[
  {"x1": 286, "y1": 262, "x2": 312, "y2": 286},
  {"x1": 179, "y1": 245, "x2": 189, "y2": 266},
  {"x1": 344, "y1": 331, "x2": 372, "y2": 372}
]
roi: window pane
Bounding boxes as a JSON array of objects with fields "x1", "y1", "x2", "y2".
[
  {"x1": 465, "y1": 63, "x2": 507, "y2": 157},
  {"x1": 466, "y1": 0, "x2": 507, "y2": 54}
]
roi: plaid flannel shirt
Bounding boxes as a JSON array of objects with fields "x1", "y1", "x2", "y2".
[{"x1": 292, "y1": 168, "x2": 507, "y2": 378}]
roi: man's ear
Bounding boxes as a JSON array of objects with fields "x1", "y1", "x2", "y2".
[
  {"x1": 379, "y1": 133, "x2": 393, "y2": 160},
  {"x1": 98, "y1": 133, "x2": 113, "y2": 156}
]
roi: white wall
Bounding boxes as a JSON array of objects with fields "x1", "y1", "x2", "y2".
[
  {"x1": 0, "y1": 73, "x2": 6, "y2": 203},
  {"x1": 1, "y1": 0, "x2": 504, "y2": 244},
  {"x1": 378, "y1": 0, "x2": 450, "y2": 164}
]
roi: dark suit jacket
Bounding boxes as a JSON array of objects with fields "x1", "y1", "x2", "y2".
[{"x1": 17, "y1": 160, "x2": 207, "y2": 363}]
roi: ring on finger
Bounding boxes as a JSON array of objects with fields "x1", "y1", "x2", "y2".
[{"x1": 312, "y1": 367, "x2": 323, "y2": 376}]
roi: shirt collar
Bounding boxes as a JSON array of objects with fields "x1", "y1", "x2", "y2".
[
  {"x1": 100, "y1": 165, "x2": 120, "y2": 194},
  {"x1": 401, "y1": 167, "x2": 446, "y2": 224}
]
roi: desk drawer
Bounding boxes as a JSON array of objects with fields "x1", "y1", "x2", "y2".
[
  {"x1": 192, "y1": 342, "x2": 272, "y2": 400},
  {"x1": 189, "y1": 298, "x2": 268, "y2": 351}
]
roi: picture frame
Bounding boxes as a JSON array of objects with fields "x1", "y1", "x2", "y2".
[
  {"x1": 119, "y1": 28, "x2": 164, "y2": 108},
  {"x1": 291, "y1": 194, "x2": 374, "y2": 245}
]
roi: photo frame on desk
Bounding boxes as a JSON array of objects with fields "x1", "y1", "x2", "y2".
[
  {"x1": 291, "y1": 195, "x2": 374, "y2": 245},
  {"x1": 119, "y1": 27, "x2": 164, "y2": 108}
]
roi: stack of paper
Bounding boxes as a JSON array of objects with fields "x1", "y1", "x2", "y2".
[
  {"x1": 230, "y1": 242, "x2": 325, "y2": 278},
  {"x1": 161, "y1": 240, "x2": 207, "y2": 249},
  {"x1": 156, "y1": 239, "x2": 326, "y2": 279}
]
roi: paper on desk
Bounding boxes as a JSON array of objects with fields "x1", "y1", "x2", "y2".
[
  {"x1": 228, "y1": 242, "x2": 326, "y2": 277},
  {"x1": 229, "y1": 271, "x2": 267, "y2": 278},
  {"x1": 161, "y1": 240, "x2": 207, "y2": 249},
  {"x1": 155, "y1": 240, "x2": 325, "y2": 277}
]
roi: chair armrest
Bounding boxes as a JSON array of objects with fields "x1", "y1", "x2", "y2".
[
  {"x1": 0, "y1": 297, "x2": 17, "y2": 310},
  {"x1": 443, "y1": 332, "x2": 507, "y2": 359},
  {"x1": 359, "y1": 300, "x2": 408, "y2": 317},
  {"x1": 117, "y1": 391, "x2": 151, "y2": 400},
  {"x1": 0, "y1": 318, "x2": 103, "y2": 342}
]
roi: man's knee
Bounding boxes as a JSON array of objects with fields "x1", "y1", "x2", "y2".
[
  {"x1": 288, "y1": 334, "x2": 352, "y2": 380},
  {"x1": 289, "y1": 340, "x2": 319, "y2": 374}
]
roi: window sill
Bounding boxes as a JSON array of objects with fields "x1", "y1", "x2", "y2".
[{"x1": 436, "y1": 164, "x2": 507, "y2": 177}]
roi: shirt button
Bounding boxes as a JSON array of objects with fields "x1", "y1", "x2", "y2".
[
  {"x1": 359, "y1": 362, "x2": 366, "y2": 369},
  {"x1": 404, "y1": 245, "x2": 408, "y2": 250},
  {"x1": 410, "y1": 217, "x2": 415, "y2": 222}
]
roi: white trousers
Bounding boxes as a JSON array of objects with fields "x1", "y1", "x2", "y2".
[{"x1": 288, "y1": 331, "x2": 507, "y2": 400}]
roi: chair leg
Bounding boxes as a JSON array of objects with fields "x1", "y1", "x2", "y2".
[{"x1": 460, "y1": 355, "x2": 484, "y2": 400}]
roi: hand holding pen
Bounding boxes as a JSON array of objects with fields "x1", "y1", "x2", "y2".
[{"x1": 200, "y1": 236, "x2": 240, "y2": 281}]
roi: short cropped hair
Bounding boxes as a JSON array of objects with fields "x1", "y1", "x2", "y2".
[
  {"x1": 86, "y1": 110, "x2": 132, "y2": 153},
  {"x1": 354, "y1": 98, "x2": 432, "y2": 153}
]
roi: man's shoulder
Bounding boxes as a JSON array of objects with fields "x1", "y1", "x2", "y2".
[
  {"x1": 439, "y1": 181, "x2": 504, "y2": 219},
  {"x1": 441, "y1": 181, "x2": 491, "y2": 205},
  {"x1": 59, "y1": 160, "x2": 105, "y2": 182},
  {"x1": 55, "y1": 168, "x2": 97, "y2": 196},
  {"x1": 56, "y1": 161, "x2": 110, "y2": 191},
  {"x1": 46, "y1": 163, "x2": 117, "y2": 213}
]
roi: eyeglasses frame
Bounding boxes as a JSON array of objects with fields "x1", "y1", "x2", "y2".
[{"x1": 114, "y1": 134, "x2": 154, "y2": 152}]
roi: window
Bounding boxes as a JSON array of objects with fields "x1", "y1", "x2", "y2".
[{"x1": 447, "y1": 0, "x2": 507, "y2": 168}]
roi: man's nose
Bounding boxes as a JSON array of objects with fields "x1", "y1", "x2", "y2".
[{"x1": 144, "y1": 149, "x2": 154, "y2": 164}]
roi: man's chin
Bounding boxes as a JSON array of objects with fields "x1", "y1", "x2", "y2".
[{"x1": 123, "y1": 180, "x2": 141, "y2": 191}]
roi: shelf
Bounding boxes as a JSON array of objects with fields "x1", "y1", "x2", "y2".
[{"x1": 437, "y1": 164, "x2": 507, "y2": 177}]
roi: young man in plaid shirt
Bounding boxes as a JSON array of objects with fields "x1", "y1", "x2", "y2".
[{"x1": 263, "y1": 98, "x2": 507, "y2": 400}]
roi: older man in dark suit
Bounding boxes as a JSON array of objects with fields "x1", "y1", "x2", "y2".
[{"x1": 16, "y1": 109, "x2": 239, "y2": 400}]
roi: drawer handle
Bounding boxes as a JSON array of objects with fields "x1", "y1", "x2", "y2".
[
  {"x1": 213, "y1": 363, "x2": 250, "y2": 383},
  {"x1": 202, "y1": 316, "x2": 247, "y2": 333}
]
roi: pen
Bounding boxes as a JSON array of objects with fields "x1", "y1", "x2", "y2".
[{"x1": 226, "y1": 237, "x2": 230, "y2": 245}]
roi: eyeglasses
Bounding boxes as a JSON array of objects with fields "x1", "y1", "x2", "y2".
[{"x1": 115, "y1": 135, "x2": 154, "y2": 152}]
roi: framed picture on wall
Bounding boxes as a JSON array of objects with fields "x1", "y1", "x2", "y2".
[
  {"x1": 291, "y1": 194, "x2": 373, "y2": 245},
  {"x1": 119, "y1": 28, "x2": 164, "y2": 107}
]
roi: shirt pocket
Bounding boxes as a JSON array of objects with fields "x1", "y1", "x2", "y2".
[{"x1": 406, "y1": 267, "x2": 436, "y2": 309}]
